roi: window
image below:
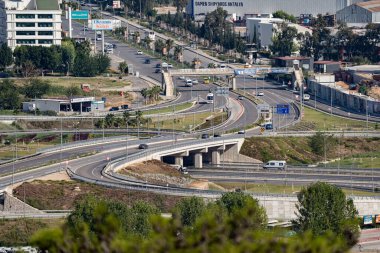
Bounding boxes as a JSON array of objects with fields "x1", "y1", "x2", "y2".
[
  {"x1": 16, "y1": 14, "x2": 35, "y2": 19},
  {"x1": 16, "y1": 39, "x2": 35, "y2": 45},
  {"x1": 38, "y1": 31, "x2": 53, "y2": 36},
  {"x1": 38, "y1": 39, "x2": 52, "y2": 44},
  {"x1": 38, "y1": 22, "x2": 52, "y2": 27},
  {"x1": 16, "y1": 22, "x2": 35, "y2": 27},
  {"x1": 38, "y1": 14, "x2": 53, "y2": 19},
  {"x1": 16, "y1": 31, "x2": 35, "y2": 36}
]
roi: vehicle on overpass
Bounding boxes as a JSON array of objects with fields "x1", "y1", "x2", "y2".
[
  {"x1": 206, "y1": 93, "x2": 214, "y2": 104},
  {"x1": 263, "y1": 160, "x2": 287, "y2": 170},
  {"x1": 96, "y1": 31, "x2": 102, "y2": 41},
  {"x1": 185, "y1": 79, "x2": 193, "y2": 87}
]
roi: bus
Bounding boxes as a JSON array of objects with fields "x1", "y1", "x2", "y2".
[{"x1": 206, "y1": 93, "x2": 214, "y2": 104}]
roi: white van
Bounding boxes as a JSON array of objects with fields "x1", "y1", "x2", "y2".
[
  {"x1": 185, "y1": 79, "x2": 193, "y2": 87},
  {"x1": 303, "y1": 94, "x2": 310, "y2": 101},
  {"x1": 263, "y1": 160, "x2": 287, "y2": 170}
]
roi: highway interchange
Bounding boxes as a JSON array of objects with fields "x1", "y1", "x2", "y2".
[{"x1": 0, "y1": 12, "x2": 379, "y2": 202}]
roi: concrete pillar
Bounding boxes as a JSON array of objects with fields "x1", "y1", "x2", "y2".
[
  {"x1": 232, "y1": 77, "x2": 236, "y2": 90},
  {"x1": 174, "y1": 156, "x2": 183, "y2": 166},
  {"x1": 211, "y1": 150, "x2": 220, "y2": 165},
  {"x1": 194, "y1": 153, "x2": 203, "y2": 169}
]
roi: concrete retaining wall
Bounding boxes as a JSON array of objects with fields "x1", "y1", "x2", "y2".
[{"x1": 308, "y1": 80, "x2": 380, "y2": 115}]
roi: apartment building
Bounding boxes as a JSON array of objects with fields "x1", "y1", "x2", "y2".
[{"x1": 0, "y1": 0, "x2": 62, "y2": 50}]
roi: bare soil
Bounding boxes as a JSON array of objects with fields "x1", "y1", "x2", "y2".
[{"x1": 13, "y1": 180, "x2": 183, "y2": 212}]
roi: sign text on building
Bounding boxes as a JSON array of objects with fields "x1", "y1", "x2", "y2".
[
  {"x1": 195, "y1": 1, "x2": 244, "y2": 7},
  {"x1": 92, "y1": 19, "x2": 113, "y2": 30},
  {"x1": 71, "y1": 10, "x2": 89, "y2": 20}
]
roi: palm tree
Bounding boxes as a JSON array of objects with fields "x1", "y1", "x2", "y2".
[
  {"x1": 165, "y1": 39, "x2": 174, "y2": 58},
  {"x1": 140, "y1": 88, "x2": 149, "y2": 104},
  {"x1": 133, "y1": 31, "x2": 140, "y2": 44},
  {"x1": 151, "y1": 85, "x2": 162, "y2": 101},
  {"x1": 143, "y1": 36, "x2": 153, "y2": 49},
  {"x1": 174, "y1": 45, "x2": 183, "y2": 62}
]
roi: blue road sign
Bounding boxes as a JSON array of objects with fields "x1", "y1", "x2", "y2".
[
  {"x1": 71, "y1": 10, "x2": 89, "y2": 20},
  {"x1": 276, "y1": 104, "x2": 290, "y2": 114}
]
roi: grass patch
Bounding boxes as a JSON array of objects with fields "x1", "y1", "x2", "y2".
[
  {"x1": 298, "y1": 107, "x2": 377, "y2": 131},
  {"x1": 327, "y1": 152, "x2": 380, "y2": 168},
  {"x1": 143, "y1": 102, "x2": 193, "y2": 115},
  {"x1": 0, "y1": 218, "x2": 63, "y2": 246},
  {"x1": 13, "y1": 180, "x2": 183, "y2": 212},
  {"x1": 241, "y1": 136, "x2": 380, "y2": 165},
  {"x1": 151, "y1": 112, "x2": 214, "y2": 131},
  {"x1": 195, "y1": 112, "x2": 227, "y2": 130},
  {"x1": 215, "y1": 182, "x2": 380, "y2": 196}
]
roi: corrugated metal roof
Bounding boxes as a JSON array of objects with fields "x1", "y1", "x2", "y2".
[
  {"x1": 35, "y1": 0, "x2": 59, "y2": 10},
  {"x1": 356, "y1": 0, "x2": 380, "y2": 13}
]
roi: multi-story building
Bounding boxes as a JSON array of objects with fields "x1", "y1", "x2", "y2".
[
  {"x1": 0, "y1": 0, "x2": 61, "y2": 50},
  {"x1": 337, "y1": 0, "x2": 380, "y2": 25}
]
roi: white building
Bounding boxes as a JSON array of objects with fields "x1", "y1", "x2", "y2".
[
  {"x1": 336, "y1": 0, "x2": 380, "y2": 24},
  {"x1": 246, "y1": 18, "x2": 312, "y2": 50},
  {"x1": 0, "y1": 0, "x2": 62, "y2": 50},
  {"x1": 187, "y1": 0, "x2": 367, "y2": 21}
]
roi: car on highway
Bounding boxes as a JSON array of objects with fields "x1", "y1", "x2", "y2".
[
  {"x1": 213, "y1": 133, "x2": 222, "y2": 138},
  {"x1": 136, "y1": 50, "x2": 143, "y2": 55},
  {"x1": 162, "y1": 62, "x2": 168, "y2": 68},
  {"x1": 192, "y1": 79, "x2": 199, "y2": 84},
  {"x1": 303, "y1": 94, "x2": 311, "y2": 101},
  {"x1": 144, "y1": 58, "x2": 151, "y2": 64},
  {"x1": 138, "y1": 143, "x2": 149, "y2": 149},
  {"x1": 201, "y1": 134, "x2": 209, "y2": 139},
  {"x1": 265, "y1": 123, "x2": 273, "y2": 130},
  {"x1": 185, "y1": 79, "x2": 193, "y2": 87},
  {"x1": 238, "y1": 95, "x2": 244, "y2": 100},
  {"x1": 179, "y1": 76, "x2": 186, "y2": 80},
  {"x1": 263, "y1": 160, "x2": 287, "y2": 170},
  {"x1": 257, "y1": 91, "x2": 264, "y2": 96},
  {"x1": 156, "y1": 63, "x2": 161, "y2": 68},
  {"x1": 238, "y1": 130, "x2": 245, "y2": 134},
  {"x1": 167, "y1": 64, "x2": 173, "y2": 68},
  {"x1": 109, "y1": 106, "x2": 119, "y2": 111},
  {"x1": 83, "y1": 26, "x2": 88, "y2": 31},
  {"x1": 220, "y1": 63, "x2": 227, "y2": 69},
  {"x1": 155, "y1": 69, "x2": 161, "y2": 73}
]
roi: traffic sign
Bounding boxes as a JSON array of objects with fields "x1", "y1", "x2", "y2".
[
  {"x1": 71, "y1": 10, "x2": 89, "y2": 20},
  {"x1": 215, "y1": 87, "x2": 229, "y2": 96},
  {"x1": 234, "y1": 68, "x2": 257, "y2": 76},
  {"x1": 276, "y1": 104, "x2": 290, "y2": 114},
  {"x1": 257, "y1": 104, "x2": 270, "y2": 113}
]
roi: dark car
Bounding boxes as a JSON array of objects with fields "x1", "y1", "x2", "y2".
[
  {"x1": 138, "y1": 144, "x2": 149, "y2": 149},
  {"x1": 201, "y1": 134, "x2": 209, "y2": 139},
  {"x1": 121, "y1": 104, "x2": 129, "y2": 110},
  {"x1": 112, "y1": 44, "x2": 117, "y2": 48},
  {"x1": 109, "y1": 106, "x2": 119, "y2": 111},
  {"x1": 265, "y1": 124, "x2": 273, "y2": 130},
  {"x1": 156, "y1": 63, "x2": 161, "y2": 68},
  {"x1": 213, "y1": 133, "x2": 222, "y2": 138},
  {"x1": 144, "y1": 58, "x2": 151, "y2": 64},
  {"x1": 155, "y1": 69, "x2": 161, "y2": 73}
]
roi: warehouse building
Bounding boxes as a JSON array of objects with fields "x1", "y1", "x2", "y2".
[
  {"x1": 336, "y1": 0, "x2": 380, "y2": 24},
  {"x1": 187, "y1": 0, "x2": 367, "y2": 20},
  {"x1": 22, "y1": 97, "x2": 105, "y2": 114},
  {"x1": 0, "y1": 0, "x2": 62, "y2": 50}
]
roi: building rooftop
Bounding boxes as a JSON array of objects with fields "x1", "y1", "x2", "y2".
[
  {"x1": 314, "y1": 61, "x2": 341, "y2": 65},
  {"x1": 35, "y1": 0, "x2": 59, "y2": 10},
  {"x1": 273, "y1": 56, "x2": 311, "y2": 61},
  {"x1": 356, "y1": 0, "x2": 380, "y2": 13},
  {"x1": 347, "y1": 65, "x2": 380, "y2": 73}
]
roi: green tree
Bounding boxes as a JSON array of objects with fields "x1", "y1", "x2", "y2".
[
  {"x1": 119, "y1": 61, "x2": 128, "y2": 75},
  {"x1": 174, "y1": 196, "x2": 206, "y2": 226},
  {"x1": 309, "y1": 132, "x2": 337, "y2": 156},
  {"x1": 62, "y1": 40, "x2": 76, "y2": 75},
  {"x1": 272, "y1": 10, "x2": 297, "y2": 23},
  {"x1": 0, "y1": 43, "x2": 13, "y2": 70},
  {"x1": 72, "y1": 52, "x2": 97, "y2": 77},
  {"x1": 105, "y1": 113, "x2": 116, "y2": 128},
  {"x1": 0, "y1": 79, "x2": 20, "y2": 110},
  {"x1": 94, "y1": 53, "x2": 111, "y2": 74},
  {"x1": 293, "y1": 182, "x2": 359, "y2": 247},
  {"x1": 154, "y1": 39, "x2": 166, "y2": 55},
  {"x1": 23, "y1": 79, "x2": 51, "y2": 99},
  {"x1": 270, "y1": 23, "x2": 298, "y2": 56}
]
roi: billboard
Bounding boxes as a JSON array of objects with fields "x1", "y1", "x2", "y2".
[
  {"x1": 363, "y1": 215, "x2": 373, "y2": 225},
  {"x1": 71, "y1": 10, "x2": 89, "y2": 20},
  {"x1": 92, "y1": 19, "x2": 113, "y2": 30}
]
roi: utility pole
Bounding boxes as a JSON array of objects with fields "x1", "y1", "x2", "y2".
[{"x1": 68, "y1": 7, "x2": 72, "y2": 38}]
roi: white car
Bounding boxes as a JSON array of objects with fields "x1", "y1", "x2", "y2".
[
  {"x1": 179, "y1": 76, "x2": 186, "y2": 80},
  {"x1": 161, "y1": 62, "x2": 168, "y2": 68},
  {"x1": 192, "y1": 79, "x2": 199, "y2": 84},
  {"x1": 257, "y1": 91, "x2": 264, "y2": 96},
  {"x1": 185, "y1": 79, "x2": 193, "y2": 87},
  {"x1": 167, "y1": 64, "x2": 173, "y2": 68},
  {"x1": 136, "y1": 50, "x2": 143, "y2": 55}
]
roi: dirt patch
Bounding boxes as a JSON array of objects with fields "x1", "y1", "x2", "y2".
[
  {"x1": 188, "y1": 180, "x2": 209, "y2": 190},
  {"x1": 13, "y1": 180, "x2": 183, "y2": 212},
  {"x1": 120, "y1": 160, "x2": 192, "y2": 186}
]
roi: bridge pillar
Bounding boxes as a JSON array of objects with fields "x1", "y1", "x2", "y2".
[
  {"x1": 211, "y1": 150, "x2": 220, "y2": 165},
  {"x1": 232, "y1": 77, "x2": 237, "y2": 90},
  {"x1": 175, "y1": 156, "x2": 184, "y2": 166},
  {"x1": 194, "y1": 153, "x2": 203, "y2": 169}
]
